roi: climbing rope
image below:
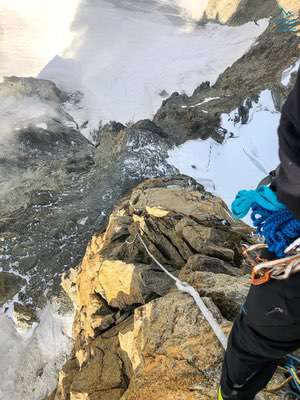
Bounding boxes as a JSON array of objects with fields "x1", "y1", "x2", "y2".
[
  {"x1": 135, "y1": 232, "x2": 228, "y2": 350},
  {"x1": 232, "y1": 185, "x2": 285, "y2": 219},
  {"x1": 251, "y1": 205, "x2": 300, "y2": 258},
  {"x1": 127, "y1": 231, "x2": 266, "y2": 400},
  {"x1": 232, "y1": 185, "x2": 300, "y2": 259}
]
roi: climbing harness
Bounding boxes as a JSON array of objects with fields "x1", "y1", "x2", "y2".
[
  {"x1": 231, "y1": 185, "x2": 300, "y2": 285},
  {"x1": 232, "y1": 185, "x2": 300, "y2": 259},
  {"x1": 243, "y1": 244, "x2": 300, "y2": 286}
]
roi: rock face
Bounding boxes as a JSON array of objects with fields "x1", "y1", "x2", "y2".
[
  {"x1": 193, "y1": 0, "x2": 299, "y2": 26},
  {"x1": 1, "y1": 4, "x2": 299, "y2": 313},
  {"x1": 0, "y1": 78, "x2": 176, "y2": 309},
  {"x1": 154, "y1": 20, "x2": 300, "y2": 144},
  {"x1": 12, "y1": 302, "x2": 38, "y2": 330},
  {"x1": 0, "y1": 272, "x2": 25, "y2": 306},
  {"x1": 49, "y1": 176, "x2": 272, "y2": 400}
]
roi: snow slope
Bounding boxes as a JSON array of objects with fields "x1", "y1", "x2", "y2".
[
  {"x1": 0, "y1": 1, "x2": 275, "y2": 398},
  {"x1": 168, "y1": 90, "x2": 280, "y2": 210},
  {"x1": 39, "y1": 0, "x2": 268, "y2": 137},
  {"x1": 0, "y1": 304, "x2": 73, "y2": 400}
]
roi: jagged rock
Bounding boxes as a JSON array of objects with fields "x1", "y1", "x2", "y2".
[
  {"x1": 53, "y1": 177, "x2": 258, "y2": 400},
  {"x1": 0, "y1": 76, "x2": 66, "y2": 103},
  {"x1": 179, "y1": 267, "x2": 250, "y2": 321},
  {"x1": 62, "y1": 177, "x2": 251, "y2": 340},
  {"x1": 0, "y1": 272, "x2": 25, "y2": 305},
  {"x1": 96, "y1": 259, "x2": 173, "y2": 309},
  {"x1": 183, "y1": 254, "x2": 242, "y2": 277},
  {"x1": 50, "y1": 321, "x2": 130, "y2": 400},
  {"x1": 119, "y1": 291, "x2": 230, "y2": 400},
  {"x1": 50, "y1": 176, "x2": 286, "y2": 400},
  {"x1": 154, "y1": 22, "x2": 300, "y2": 144},
  {"x1": 196, "y1": 0, "x2": 278, "y2": 25},
  {"x1": 49, "y1": 358, "x2": 80, "y2": 400},
  {"x1": 13, "y1": 302, "x2": 39, "y2": 330}
]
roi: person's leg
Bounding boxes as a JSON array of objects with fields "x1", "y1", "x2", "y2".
[
  {"x1": 220, "y1": 275, "x2": 300, "y2": 400},
  {"x1": 220, "y1": 313, "x2": 278, "y2": 399}
]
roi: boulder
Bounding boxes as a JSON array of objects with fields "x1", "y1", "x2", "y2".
[
  {"x1": 0, "y1": 272, "x2": 25, "y2": 305},
  {"x1": 13, "y1": 302, "x2": 39, "y2": 330},
  {"x1": 119, "y1": 291, "x2": 230, "y2": 400},
  {"x1": 179, "y1": 267, "x2": 250, "y2": 321}
]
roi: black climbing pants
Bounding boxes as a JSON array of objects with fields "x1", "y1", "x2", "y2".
[{"x1": 220, "y1": 273, "x2": 300, "y2": 400}]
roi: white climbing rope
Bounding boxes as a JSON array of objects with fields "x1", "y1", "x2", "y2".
[
  {"x1": 136, "y1": 233, "x2": 228, "y2": 350},
  {"x1": 134, "y1": 232, "x2": 263, "y2": 400}
]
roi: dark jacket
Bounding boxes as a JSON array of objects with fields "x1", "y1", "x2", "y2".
[{"x1": 277, "y1": 67, "x2": 300, "y2": 219}]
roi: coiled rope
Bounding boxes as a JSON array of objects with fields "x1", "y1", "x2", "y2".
[{"x1": 232, "y1": 186, "x2": 300, "y2": 258}]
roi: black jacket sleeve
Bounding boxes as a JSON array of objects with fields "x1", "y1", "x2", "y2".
[{"x1": 276, "y1": 67, "x2": 300, "y2": 220}]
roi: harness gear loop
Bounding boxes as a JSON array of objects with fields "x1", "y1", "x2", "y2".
[
  {"x1": 251, "y1": 269, "x2": 271, "y2": 286},
  {"x1": 243, "y1": 244, "x2": 300, "y2": 286}
]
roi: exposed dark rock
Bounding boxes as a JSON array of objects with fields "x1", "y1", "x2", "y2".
[
  {"x1": 13, "y1": 302, "x2": 39, "y2": 330},
  {"x1": 0, "y1": 78, "x2": 176, "y2": 309},
  {"x1": 153, "y1": 23, "x2": 300, "y2": 144},
  {"x1": 0, "y1": 272, "x2": 25, "y2": 305}
]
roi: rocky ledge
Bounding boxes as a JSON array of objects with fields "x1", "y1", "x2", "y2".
[{"x1": 48, "y1": 176, "x2": 282, "y2": 400}]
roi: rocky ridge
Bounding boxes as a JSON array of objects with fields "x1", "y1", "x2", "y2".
[
  {"x1": 1, "y1": 5, "x2": 299, "y2": 316},
  {"x1": 47, "y1": 176, "x2": 285, "y2": 400},
  {"x1": 154, "y1": 20, "x2": 300, "y2": 144},
  {"x1": 0, "y1": 78, "x2": 176, "y2": 313},
  {"x1": 195, "y1": 0, "x2": 298, "y2": 26}
]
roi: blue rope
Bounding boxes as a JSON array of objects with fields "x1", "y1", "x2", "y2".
[
  {"x1": 285, "y1": 354, "x2": 300, "y2": 397},
  {"x1": 231, "y1": 185, "x2": 285, "y2": 219},
  {"x1": 231, "y1": 186, "x2": 300, "y2": 258}
]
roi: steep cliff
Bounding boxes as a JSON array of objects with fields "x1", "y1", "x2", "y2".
[
  {"x1": 197, "y1": 0, "x2": 299, "y2": 25},
  {"x1": 48, "y1": 176, "x2": 283, "y2": 400}
]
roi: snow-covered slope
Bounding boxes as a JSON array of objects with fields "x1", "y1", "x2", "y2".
[
  {"x1": 168, "y1": 89, "x2": 280, "y2": 208},
  {"x1": 0, "y1": 305, "x2": 73, "y2": 400},
  {"x1": 39, "y1": 0, "x2": 268, "y2": 137}
]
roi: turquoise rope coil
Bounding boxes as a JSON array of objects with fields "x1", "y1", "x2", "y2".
[{"x1": 231, "y1": 186, "x2": 300, "y2": 258}]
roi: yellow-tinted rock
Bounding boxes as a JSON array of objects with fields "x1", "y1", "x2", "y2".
[
  {"x1": 97, "y1": 260, "x2": 144, "y2": 309},
  {"x1": 120, "y1": 292, "x2": 228, "y2": 400}
]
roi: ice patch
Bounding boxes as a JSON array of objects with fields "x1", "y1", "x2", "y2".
[
  {"x1": 39, "y1": 0, "x2": 268, "y2": 137},
  {"x1": 36, "y1": 122, "x2": 48, "y2": 130},
  {"x1": 167, "y1": 89, "x2": 280, "y2": 212},
  {"x1": 181, "y1": 96, "x2": 221, "y2": 108},
  {"x1": 281, "y1": 59, "x2": 300, "y2": 87}
]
